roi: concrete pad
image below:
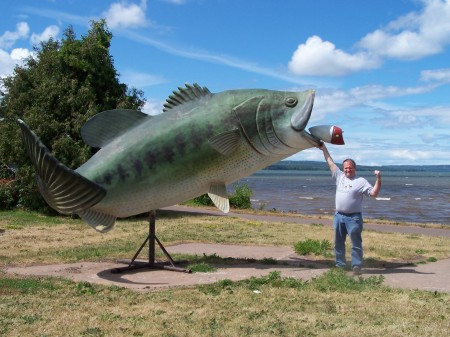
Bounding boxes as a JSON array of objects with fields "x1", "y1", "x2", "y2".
[
  {"x1": 5, "y1": 244, "x2": 326, "y2": 292},
  {"x1": 166, "y1": 242, "x2": 295, "y2": 260},
  {"x1": 5, "y1": 243, "x2": 450, "y2": 293}
]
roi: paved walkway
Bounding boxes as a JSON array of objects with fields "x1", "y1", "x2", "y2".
[
  {"x1": 5, "y1": 206, "x2": 450, "y2": 293},
  {"x1": 7, "y1": 243, "x2": 450, "y2": 293}
]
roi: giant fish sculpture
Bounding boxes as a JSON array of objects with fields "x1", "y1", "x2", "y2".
[{"x1": 18, "y1": 83, "x2": 344, "y2": 233}]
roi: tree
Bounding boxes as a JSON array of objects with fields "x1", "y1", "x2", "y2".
[{"x1": 0, "y1": 20, "x2": 145, "y2": 211}]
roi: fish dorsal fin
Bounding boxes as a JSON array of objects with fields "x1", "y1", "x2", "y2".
[
  {"x1": 81, "y1": 109, "x2": 150, "y2": 148},
  {"x1": 208, "y1": 129, "x2": 241, "y2": 155},
  {"x1": 208, "y1": 182, "x2": 230, "y2": 213},
  {"x1": 163, "y1": 83, "x2": 212, "y2": 112}
]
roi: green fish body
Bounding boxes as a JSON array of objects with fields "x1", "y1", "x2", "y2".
[{"x1": 19, "y1": 84, "x2": 332, "y2": 232}]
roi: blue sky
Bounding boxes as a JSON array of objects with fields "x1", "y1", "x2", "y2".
[{"x1": 1, "y1": 0, "x2": 450, "y2": 166}]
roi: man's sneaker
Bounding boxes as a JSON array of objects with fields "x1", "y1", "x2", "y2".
[{"x1": 352, "y1": 266, "x2": 362, "y2": 276}]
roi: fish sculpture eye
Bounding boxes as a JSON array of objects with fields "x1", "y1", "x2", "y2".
[{"x1": 284, "y1": 97, "x2": 298, "y2": 107}]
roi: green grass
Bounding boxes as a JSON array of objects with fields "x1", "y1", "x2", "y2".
[
  {"x1": 1, "y1": 209, "x2": 450, "y2": 336},
  {"x1": 0, "y1": 270, "x2": 448, "y2": 337},
  {"x1": 0, "y1": 209, "x2": 80, "y2": 228},
  {"x1": 0, "y1": 276, "x2": 62, "y2": 294}
]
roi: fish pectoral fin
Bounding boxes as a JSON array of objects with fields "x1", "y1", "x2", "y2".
[
  {"x1": 208, "y1": 129, "x2": 241, "y2": 155},
  {"x1": 208, "y1": 183, "x2": 230, "y2": 213},
  {"x1": 81, "y1": 109, "x2": 150, "y2": 148},
  {"x1": 18, "y1": 119, "x2": 106, "y2": 215},
  {"x1": 78, "y1": 209, "x2": 116, "y2": 233}
]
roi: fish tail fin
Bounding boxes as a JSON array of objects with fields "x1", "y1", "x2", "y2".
[{"x1": 17, "y1": 119, "x2": 106, "y2": 215}]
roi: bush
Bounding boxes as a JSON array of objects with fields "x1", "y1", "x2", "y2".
[
  {"x1": 189, "y1": 183, "x2": 253, "y2": 209},
  {"x1": 0, "y1": 182, "x2": 16, "y2": 210},
  {"x1": 0, "y1": 164, "x2": 17, "y2": 210},
  {"x1": 191, "y1": 193, "x2": 214, "y2": 207},
  {"x1": 229, "y1": 183, "x2": 252, "y2": 209},
  {"x1": 0, "y1": 20, "x2": 145, "y2": 212}
]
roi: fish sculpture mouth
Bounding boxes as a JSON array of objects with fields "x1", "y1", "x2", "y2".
[{"x1": 290, "y1": 90, "x2": 315, "y2": 131}]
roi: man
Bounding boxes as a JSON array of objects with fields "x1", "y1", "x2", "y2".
[{"x1": 318, "y1": 143, "x2": 381, "y2": 276}]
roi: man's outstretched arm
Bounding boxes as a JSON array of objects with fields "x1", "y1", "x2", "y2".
[{"x1": 318, "y1": 143, "x2": 338, "y2": 174}]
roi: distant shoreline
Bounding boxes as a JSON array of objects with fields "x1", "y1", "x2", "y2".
[{"x1": 266, "y1": 160, "x2": 450, "y2": 173}]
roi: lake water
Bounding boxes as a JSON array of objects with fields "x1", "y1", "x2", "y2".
[{"x1": 236, "y1": 170, "x2": 450, "y2": 225}]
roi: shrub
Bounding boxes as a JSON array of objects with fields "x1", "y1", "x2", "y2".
[
  {"x1": 191, "y1": 193, "x2": 214, "y2": 207},
  {"x1": 0, "y1": 181, "x2": 16, "y2": 210},
  {"x1": 229, "y1": 183, "x2": 252, "y2": 209},
  {"x1": 189, "y1": 183, "x2": 253, "y2": 209}
]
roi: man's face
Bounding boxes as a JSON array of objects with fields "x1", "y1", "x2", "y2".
[{"x1": 343, "y1": 160, "x2": 356, "y2": 179}]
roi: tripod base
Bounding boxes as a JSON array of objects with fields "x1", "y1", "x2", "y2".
[{"x1": 111, "y1": 210, "x2": 191, "y2": 274}]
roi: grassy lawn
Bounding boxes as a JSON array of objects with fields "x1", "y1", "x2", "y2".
[{"x1": 1, "y1": 209, "x2": 449, "y2": 336}]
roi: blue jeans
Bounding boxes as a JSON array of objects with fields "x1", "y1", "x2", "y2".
[{"x1": 333, "y1": 212, "x2": 363, "y2": 269}]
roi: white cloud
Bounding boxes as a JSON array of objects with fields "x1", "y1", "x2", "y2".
[
  {"x1": 0, "y1": 23, "x2": 55, "y2": 79},
  {"x1": 104, "y1": 0, "x2": 148, "y2": 29},
  {"x1": 312, "y1": 83, "x2": 435, "y2": 120},
  {"x1": 10, "y1": 48, "x2": 33, "y2": 61},
  {"x1": 142, "y1": 98, "x2": 164, "y2": 115},
  {"x1": 420, "y1": 68, "x2": 450, "y2": 83},
  {"x1": 123, "y1": 30, "x2": 309, "y2": 85},
  {"x1": 293, "y1": 139, "x2": 447, "y2": 165},
  {"x1": 289, "y1": 0, "x2": 450, "y2": 77},
  {"x1": 30, "y1": 25, "x2": 60, "y2": 45},
  {"x1": 288, "y1": 36, "x2": 380, "y2": 76},
  {"x1": 0, "y1": 49, "x2": 17, "y2": 77},
  {"x1": 120, "y1": 69, "x2": 167, "y2": 88},
  {"x1": 359, "y1": 0, "x2": 450, "y2": 60},
  {"x1": 0, "y1": 48, "x2": 33, "y2": 78},
  {"x1": 0, "y1": 20, "x2": 59, "y2": 78},
  {"x1": 390, "y1": 149, "x2": 434, "y2": 161},
  {"x1": 0, "y1": 22, "x2": 30, "y2": 49},
  {"x1": 376, "y1": 106, "x2": 450, "y2": 129},
  {"x1": 419, "y1": 132, "x2": 448, "y2": 143}
]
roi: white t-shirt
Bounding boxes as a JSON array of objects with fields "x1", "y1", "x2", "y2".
[{"x1": 332, "y1": 168, "x2": 373, "y2": 214}]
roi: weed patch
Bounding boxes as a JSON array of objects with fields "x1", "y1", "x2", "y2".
[
  {"x1": 188, "y1": 262, "x2": 217, "y2": 273},
  {"x1": 312, "y1": 268, "x2": 384, "y2": 292},
  {"x1": 294, "y1": 238, "x2": 332, "y2": 256}
]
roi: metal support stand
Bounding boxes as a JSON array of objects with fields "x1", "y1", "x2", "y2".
[{"x1": 111, "y1": 210, "x2": 191, "y2": 274}]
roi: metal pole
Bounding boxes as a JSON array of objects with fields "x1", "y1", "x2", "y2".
[
  {"x1": 111, "y1": 209, "x2": 190, "y2": 274},
  {"x1": 149, "y1": 210, "x2": 156, "y2": 265}
]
